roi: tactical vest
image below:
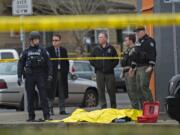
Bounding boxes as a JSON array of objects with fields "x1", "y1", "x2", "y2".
[{"x1": 26, "y1": 48, "x2": 45, "y2": 69}]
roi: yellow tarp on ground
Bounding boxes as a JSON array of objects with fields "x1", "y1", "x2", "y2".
[{"x1": 50, "y1": 108, "x2": 142, "y2": 124}]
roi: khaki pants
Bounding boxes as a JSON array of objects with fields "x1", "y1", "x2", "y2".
[
  {"x1": 135, "y1": 66, "x2": 153, "y2": 109},
  {"x1": 125, "y1": 72, "x2": 141, "y2": 109}
]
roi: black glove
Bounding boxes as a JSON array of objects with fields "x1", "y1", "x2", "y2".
[
  {"x1": 47, "y1": 76, "x2": 53, "y2": 89},
  {"x1": 17, "y1": 77, "x2": 22, "y2": 86},
  {"x1": 47, "y1": 75, "x2": 53, "y2": 82}
]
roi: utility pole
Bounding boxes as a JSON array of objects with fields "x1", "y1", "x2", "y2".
[
  {"x1": 12, "y1": 0, "x2": 33, "y2": 112},
  {"x1": 172, "y1": 1, "x2": 178, "y2": 75}
]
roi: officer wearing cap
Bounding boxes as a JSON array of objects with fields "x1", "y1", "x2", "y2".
[
  {"x1": 130, "y1": 26, "x2": 156, "y2": 109},
  {"x1": 17, "y1": 31, "x2": 53, "y2": 121}
]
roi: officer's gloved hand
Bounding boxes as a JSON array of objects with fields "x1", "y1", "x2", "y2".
[
  {"x1": 47, "y1": 75, "x2": 53, "y2": 82},
  {"x1": 145, "y1": 66, "x2": 153, "y2": 73},
  {"x1": 47, "y1": 76, "x2": 53, "y2": 89},
  {"x1": 17, "y1": 77, "x2": 22, "y2": 86}
]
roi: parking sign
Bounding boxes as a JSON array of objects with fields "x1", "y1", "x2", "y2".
[{"x1": 12, "y1": 0, "x2": 33, "y2": 15}]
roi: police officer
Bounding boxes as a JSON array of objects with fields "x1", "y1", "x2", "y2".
[
  {"x1": 90, "y1": 32, "x2": 119, "y2": 109},
  {"x1": 17, "y1": 31, "x2": 53, "y2": 121},
  {"x1": 130, "y1": 26, "x2": 156, "y2": 109},
  {"x1": 121, "y1": 34, "x2": 140, "y2": 109}
]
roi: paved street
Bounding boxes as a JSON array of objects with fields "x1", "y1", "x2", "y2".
[
  {"x1": 0, "y1": 93, "x2": 179, "y2": 126},
  {"x1": 0, "y1": 107, "x2": 178, "y2": 126},
  {"x1": 0, "y1": 93, "x2": 131, "y2": 124},
  {"x1": 0, "y1": 93, "x2": 130, "y2": 113}
]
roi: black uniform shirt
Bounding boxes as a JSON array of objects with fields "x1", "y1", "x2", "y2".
[
  {"x1": 90, "y1": 44, "x2": 119, "y2": 74},
  {"x1": 132, "y1": 34, "x2": 156, "y2": 67},
  {"x1": 121, "y1": 47, "x2": 135, "y2": 67},
  {"x1": 17, "y1": 45, "x2": 52, "y2": 78}
]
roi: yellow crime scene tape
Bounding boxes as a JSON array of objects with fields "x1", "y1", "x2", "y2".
[
  {"x1": 0, "y1": 13, "x2": 180, "y2": 31},
  {"x1": 0, "y1": 57, "x2": 121, "y2": 63},
  {"x1": 50, "y1": 57, "x2": 121, "y2": 61},
  {"x1": 0, "y1": 13, "x2": 180, "y2": 62}
]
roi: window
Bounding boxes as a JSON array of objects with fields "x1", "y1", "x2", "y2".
[
  {"x1": 74, "y1": 62, "x2": 92, "y2": 72},
  {"x1": 1, "y1": 52, "x2": 14, "y2": 59},
  {"x1": 0, "y1": 62, "x2": 17, "y2": 75}
]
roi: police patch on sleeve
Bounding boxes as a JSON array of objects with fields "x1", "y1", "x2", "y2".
[
  {"x1": 135, "y1": 42, "x2": 141, "y2": 46},
  {"x1": 150, "y1": 42, "x2": 154, "y2": 47},
  {"x1": 20, "y1": 53, "x2": 23, "y2": 58},
  {"x1": 129, "y1": 48, "x2": 135, "y2": 56},
  {"x1": 46, "y1": 51, "x2": 50, "y2": 56}
]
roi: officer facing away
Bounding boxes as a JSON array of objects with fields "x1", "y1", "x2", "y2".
[
  {"x1": 130, "y1": 26, "x2": 156, "y2": 109},
  {"x1": 17, "y1": 31, "x2": 53, "y2": 121},
  {"x1": 121, "y1": 34, "x2": 140, "y2": 109},
  {"x1": 90, "y1": 32, "x2": 119, "y2": 109}
]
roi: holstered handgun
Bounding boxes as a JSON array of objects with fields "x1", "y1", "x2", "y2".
[
  {"x1": 120, "y1": 66, "x2": 130, "y2": 80},
  {"x1": 24, "y1": 67, "x2": 32, "y2": 75}
]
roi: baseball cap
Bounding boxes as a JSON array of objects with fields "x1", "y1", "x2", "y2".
[{"x1": 134, "y1": 26, "x2": 145, "y2": 32}]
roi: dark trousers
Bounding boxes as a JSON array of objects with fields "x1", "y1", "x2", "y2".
[
  {"x1": 55, "y1": 71, "x2": 65, "y2": 112},
  {"x1": 25, "y1": 73, "x2": 49, "y2": 119},
  {"x1": 96, "y1": 71, "x2": 116, "y2": 108}
]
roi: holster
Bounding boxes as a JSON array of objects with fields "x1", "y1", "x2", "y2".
[{"x1": 24, "y1": 67, "x2": 32, "y2": 75}]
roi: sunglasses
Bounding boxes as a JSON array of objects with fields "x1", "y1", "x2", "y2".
[{"x1": 52, "y1": 39, "x2": 60, "y2": 42}]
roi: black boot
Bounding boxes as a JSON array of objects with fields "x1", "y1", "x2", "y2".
[
  {"x1": 48, "y1": 99, "x2": 54, "y2": 115},
  {"x1": 26, "y1": 117, "x2": 35, "y2": 122},
  {"x1": 59, "y1": 111, "x2": 69, "y2": 115},
  {"x1": 101, "y1": 104, "x2": 107, "y2": 109},
  {"x1": 50, "y1": 107, "x2": 54, "y2": 115},
  {"x1": 44, "y1": 115, "x2": 52, "y2": 121},
  {"x1": 111, "y1": 104, "x2": 117, "y2": 109},
  {"x1": 26, "y1": 114, "x2": 35, "y2": 122}
]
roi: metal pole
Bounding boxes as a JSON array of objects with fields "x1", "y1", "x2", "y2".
[
  {"x1": 20, "y1": 15, "x2": 25, "y2": 51},
  {"x1": 137, "y1": 0, "x2": 142, "y2": 14},
  {"x1": 20, "y1": 15, "x2": 27, "y2": 112},
  {"x1": 43, "y1": 31, "x2": 46, "y2": 46},
  {"x1": 172, "y1": 2, "x2": 178, "y2": 75}
]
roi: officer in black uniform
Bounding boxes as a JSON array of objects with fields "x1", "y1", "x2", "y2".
[
  {"x1": 90, "y1": 32, "x2": 119, "y2": 109},
  {"x1": 130, "y1": 26, "x2": 156, "y2": 109},
  {"x1": 17, "y1": 31, "x2": 53, "y2": 121}
]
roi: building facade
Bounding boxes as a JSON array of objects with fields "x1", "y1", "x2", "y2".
[
  {"x1": 137, "y1": 0, "x2": 180, "y2": 111},
  {"x1": 0, "y1": 0, "x2": 136, "y2": 54}
]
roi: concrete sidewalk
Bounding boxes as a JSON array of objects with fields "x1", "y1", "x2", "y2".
[{"x1": 0, "y1": 107, "x2": 179, "y2": 127}]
